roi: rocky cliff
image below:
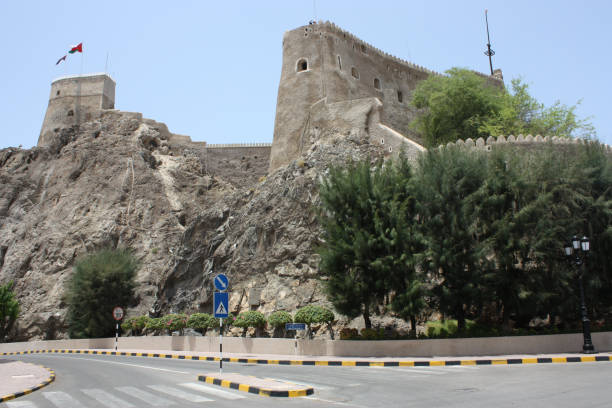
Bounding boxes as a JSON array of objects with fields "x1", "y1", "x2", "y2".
[{"x1": 0, "y1": 109, "x2": 387, "y2": 340}]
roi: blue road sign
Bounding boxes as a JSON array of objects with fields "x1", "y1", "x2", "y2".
[
  {"x1": 285, "y1": 323, "x2": 306, "y2": 331},
  {"x1": 213, "y1": 292, "x2": 229, "y2": 318},
  {"x1": 214, "y1": 273, "x2": 229, "y2": 291}
]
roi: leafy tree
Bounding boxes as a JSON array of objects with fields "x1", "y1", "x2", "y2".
[
  {"x1": 233, "y1": 311, "x2": 266, "y2": 337},
  {"x1": 0, "y1": 281, "x2": 19, "y2": 342},
  {"x1": 412, "y1": 68, "x2": 596, "y2": 147},
  {"x1": 65, "y1": 249, "x2": 137, "y2": 339},
  {"x1": 412, "y1": 67, "x2": 503, "y2": 147},
  {"x1": 294, "y1": 305, "x2": 335, "y2": 338},
  {"x1": 268, "y1": 311, "x2": 293, "y2": 338}
]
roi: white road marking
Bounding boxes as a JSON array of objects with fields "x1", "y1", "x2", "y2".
[
  {"x1": 54, "y1": 355, "x2": 188, "y2": 374},
  {"x1": 81, "y1": 388, "x2": 135, "y2": 407},
  {"x1": 366, "y1": 367, "x2": 446, "y2": 375},
  {"x1": 42, "y1": 391, "x2": 84, "y2": 408},
  {"x1": 147, "y1": 385, "x2": 214, "y2": 402},
  {"x1": 304, "y1": 396, "x2": 368, "y2": 407},
  {"x1": 116, "y1": 386, "x2": 175, "y2": 406},
  {"x1": 4, "y1": 401, "x2": 37, "y2": 408},
  {"x1": 179, "y1": 382, "x2": 246, "y2": 399},
  {"x1": 11, "y1": 375, "x2": 35, "y2": 379},
  {"x1": 263, "y1": 377, "x2": 333, "y2": 390}
]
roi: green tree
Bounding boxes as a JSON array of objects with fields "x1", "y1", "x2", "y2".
[
  {"x1": 294, "y1": 305, "x2": 335, "y2": 338},
  {"x1": 412, "y1": 68, "x2": 596, "y2": 147},
  {"x1": 412, "y1": 67, "x2": 503, "y2": 147},
  {"x1": 233, "y1": 311, "x2": 266, "y2": 337},
  {"x1": 65, "y1": 249, "x2": 138, "y2": 339},
  {"x1": 414, "y1": 147, "x2": 487, "y2": 331},
  {"x1": 268, "y1": 311, "x2": 293, "y2": 338},
  {"x1": 0, "y1": 281, "x2": 19, "y2": 342},
  {"x1": 319, "y1": 159, "x2": 415, "y2": 328}
]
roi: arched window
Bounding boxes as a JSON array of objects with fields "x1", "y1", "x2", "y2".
[
  {"x1": 297, "y1": 59, "x2": 308, "y2": 72},
  {"x1": 351, "y1": 67, "x2": 359, "y2": 79},
  {"x1": 374, "y1": 78, "x2": 381, "y2": 90},
  {"x1": 397, "y1": 90, "x2": 403, "y2": 103}
]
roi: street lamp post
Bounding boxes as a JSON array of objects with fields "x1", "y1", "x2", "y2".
[{"x1": 564, "y1": 235, "x2": 596, "y2": 354}]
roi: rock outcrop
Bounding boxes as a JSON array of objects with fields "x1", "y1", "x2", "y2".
[{"x1": 0, "y1": 110, "x2": 388, "y2": 340}]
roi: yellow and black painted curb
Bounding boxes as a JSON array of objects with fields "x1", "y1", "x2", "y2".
[
  {"x1": 0, "y1": 364, "x2": 55, "y2": 403},
  {"x1": 2, "y1": 349, "x2": 612, "y2": 367},
  {"x1": 197, "y1": 374, "x2": 314, "y2": 397}
]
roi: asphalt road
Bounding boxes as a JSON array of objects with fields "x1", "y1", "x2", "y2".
[{"x1": 3, "y1": 353, "x2": 612, "y2": 407}]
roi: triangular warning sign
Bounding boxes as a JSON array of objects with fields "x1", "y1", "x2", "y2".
[{"x1": 215, "y1": 302, "x2": 227, "y2": 315}]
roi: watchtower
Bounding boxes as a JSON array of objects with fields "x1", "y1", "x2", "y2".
[{"x1": 38, "y1": 73, "x2": 115, "y2": 146}]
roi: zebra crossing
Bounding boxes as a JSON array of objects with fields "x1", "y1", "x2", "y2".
[{"x1": 2, "y1": 382, "x2": 246, "y2": 407}]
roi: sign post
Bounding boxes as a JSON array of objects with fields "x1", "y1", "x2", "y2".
[
  {"x1": 285, "y1": 323, "x2": 306, "y2": 355},
  {"x1": 213, "y1": 274, "x2": 229, "y2": 375},
  {"x1": 112, "y1": 306, "x2": 124, "y2": 351}
]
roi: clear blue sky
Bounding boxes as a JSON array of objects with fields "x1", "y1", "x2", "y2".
[{"x1": 1, "y1": 0, "x2": 611, "y2": 149}]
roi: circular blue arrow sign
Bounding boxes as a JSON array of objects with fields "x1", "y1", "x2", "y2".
[{"x1": 214, "y1": 273, "x2": 229, "y2": 291}]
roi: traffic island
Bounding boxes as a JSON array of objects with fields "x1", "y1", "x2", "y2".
[
  {"x1": 197, "y1": 372, "x2": 314, "y2": 397},
  {"x1": 0, "y1": 361, "x2": 55, "y2": 402}
]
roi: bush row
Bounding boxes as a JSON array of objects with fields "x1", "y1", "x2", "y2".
[{"x1": 121, "y1": 305, "x2": 335, "y2": 337}]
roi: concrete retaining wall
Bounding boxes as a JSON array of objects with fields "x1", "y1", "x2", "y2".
[{"x1": 1, "y1": 332, "x2": 611, "y2": 357}]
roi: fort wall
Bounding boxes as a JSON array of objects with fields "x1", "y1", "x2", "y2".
[
  {"x1": 38, "y1": 73, "x2": 115, "y2": 146},
  {"x1": 269, "y1": 21, "x2": 503, "y2": 171}
]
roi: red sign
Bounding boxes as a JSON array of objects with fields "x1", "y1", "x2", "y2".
[{"x1": 112, "y1": 306, "x2": 125, "y2": 321}]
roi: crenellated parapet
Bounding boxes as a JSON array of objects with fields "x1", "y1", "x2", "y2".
[{"x1": 437, "y1": 134, "x2": 611, "y2": 153}]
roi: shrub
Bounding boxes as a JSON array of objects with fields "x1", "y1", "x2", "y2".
[
  {"x1": 187, "y1": 313, "x2": 214, "y2": 334},
  {"x1": 339, "y1": 328, "x2": 359, "y2": 340},
  {"x1": 161, "y1": 314, "x2": 188, "y2": 334},
  {"x1": 268, "y1": 311, "x2": 293, "y2": 328},
  {"x1": 121, "y1": 315, "x2": 149, "y2": 336},
  {"x1": 0, "y1": 281, "x2": 19, "y2": 342},
  {"x1": 233, "y1": 311, "x2": 266, "y2": 336},
  {"x1": 144, "y1": 317, "x2": 164, "y2": 334},
  {"x1": 294, "y1": 305, "x2": 335, "y2": 338},
  {"x1": 65, "y1": 248, "x2": 137, "y2": 339},
  {"x1": 360, "y1": 328, "x2": 385, "y2": 340}
]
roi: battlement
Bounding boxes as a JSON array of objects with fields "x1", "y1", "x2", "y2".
[{"x1": 438, "y1": 134, "x2": 611, "y2": 152}]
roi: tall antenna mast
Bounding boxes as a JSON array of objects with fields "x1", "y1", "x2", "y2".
[{"x1": 484, "y1": 9, "x2": 495, "y2": 75}]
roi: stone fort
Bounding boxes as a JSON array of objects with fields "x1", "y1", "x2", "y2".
[{"x1": 40, "y1": 22, "x2": 602, "y2": 171}]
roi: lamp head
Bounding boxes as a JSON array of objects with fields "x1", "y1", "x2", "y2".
[
  {"x1": 581, "y1": 236, "x2": 590, "y2": 253},
  {"x1": 564, "y1": 243, "x2": 573, "y2": 257},
  {"x1": 572, "y1": 235, "x2": 580, "y2": 250}
]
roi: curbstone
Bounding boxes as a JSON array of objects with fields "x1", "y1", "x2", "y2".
[
  {"x1": 197, "y1": 374, "x2": 314, "y2": 397},
  {"x1": 0, "y1": 363, "x2": 55, "y2": 403}
]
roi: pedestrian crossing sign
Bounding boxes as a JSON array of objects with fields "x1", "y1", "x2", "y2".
[{"x1": 213, "y1": 292, "x2": 229, "y2": 318}]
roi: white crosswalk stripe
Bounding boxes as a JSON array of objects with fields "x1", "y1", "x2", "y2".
[
  {"x1": 81, "y1": 388, "x2": 135, "y2": 408},
  {"x1": 42, "y1": 391, "x2": 83, "y2": 407},
  {"x1": 179, "y1": 382, "x2": 246, "y2": 399},
  {"x1": 147, "y1": 385, "x2": 214, "y2": 402},
  {"x1": 4, "y1": 401, "x2": 37, "y2": 408},
  {"x1": 116, "y1": 386, "x2": 175, "y2": 406}
]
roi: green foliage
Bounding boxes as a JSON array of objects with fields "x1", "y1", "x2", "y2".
[
  {"x1": 0, "y1": 281, "x2": 19, "y2": 342},
  {"x1": 412, "y1": 67, "x2": 503, "y2": 147},
  {"x1": 121, "y1": 315, "x2": 149, "y2": 335},
  {"x1": 294, "y1": 305, "x2": 334, "y2": 327},
  {"x1": 145, "y1": 317, "x2": 163, "y2": 333},
  {"x1": 360, "y1": 328, "x2": 385, "y2": 340},
  {"x1": 339, "y1": 328, "x2": 359, "y2": 340},
  {"x1": 267, "y1": 311, "x2": 293, "y2": 328},
  {"x1": 233, "y1": 311, "x2": 267, "y2": 329},
  {"x1": 65, "y1": 249, "x2": 137, "y2": 339},
  {"x1": 412, "y1": 68, "x2": 595, "y2": 147},
  {"x1": 318, "y1": 158, "x2": 421, "y2": 328},
  {"x1": 187, "y1": 313, "x2": 214, "y2": 332},
  {"x1": 161, "y1": 314, "x2": 188, "y2": 333}
]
